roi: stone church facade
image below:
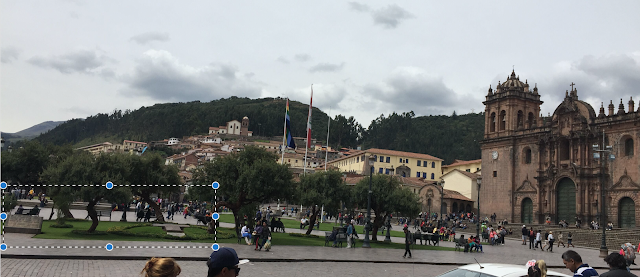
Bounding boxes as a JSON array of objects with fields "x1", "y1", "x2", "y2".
[{"x1": 480, "y1": 70, "x2": 640, "y2": 227}]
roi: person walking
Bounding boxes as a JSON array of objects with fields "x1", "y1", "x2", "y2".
[
  {"x1": 535, "y1": 230, "x2": 542, "y2": 249},
  {"x1": 547, "y1": 231, "x2": 555, "y2": 252},
  {"x1": 567, "y1": 232, "x2": 575, "y2": 248},
  {"x1": 253, "y1": 223, "x2": 262, "y2": 251},
  {"x1": 602, "y1": 253, "x2": 637, "y2": 277},
  {"x1": 403, "y1": 227, "x2": 412, "y2": 258},
  {"x1": 346, "y1": 222, "x2": 354, "y2": 249},
  {"x1": 561, "y1": 250, "x2": 599, "y2": 277},
  {"x1": 557, "y1": 231, "x2": 566, "y2": 248},
  {"x1": 529, "y1": 227, "x2": 536, "y2": 250},
  {"x1": 522, "y1": 225, "x2": 528, "y2": 245},
  {"x1": 258, "y1": 221, "x2": 271, "y2": 251}
]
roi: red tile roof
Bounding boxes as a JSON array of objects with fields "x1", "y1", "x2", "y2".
[
  {"x1": 443, "y1": 189, "x2": 472, "y2": 201},
  {"x1": 442, "y1": 159, "x2": 481, "y2": 168}
]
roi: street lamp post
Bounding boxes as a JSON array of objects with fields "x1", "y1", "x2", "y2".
[
  {"x1": 438, "y1": 180, "x2": 446, "y2": 227},
  {"x1": 384, "y1": 166, "x2": 395, "y2": 243},
  {"x1": 476, "y1": 177, "x2": 482, "y2": 240},
  {"x1": 593, "y1": 130, "x2": 613, "y2": 258},
  {"x1": 363, "y1": 154, "x2": 375, "y2": 248}
]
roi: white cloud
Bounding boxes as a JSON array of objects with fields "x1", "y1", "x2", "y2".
[
  {"x1": 123, "y1": 50, "x2": 263, "y2": 102},
  {"x1": 309, "y1": 62, "x2": 345, "y2": 73},
  {"x1": 27, "y1": 49, "x2": 114, "y2": 75},
  {"x1": 130, "y1": 32, "x2": 170, "y2": 45},
  {"x1": 294, "y1": 54, "x2": 311, "y2": 62},
  {"x1": 349, "y1": 2, "x2": 414, "y2": 29},
  {"x1": 1, "y1": 46, "x2": 20, "y2": 64}
]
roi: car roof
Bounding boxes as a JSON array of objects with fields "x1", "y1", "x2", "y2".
[{"x1": 457, "y1": 263, "x2": 571, "y2": 277}]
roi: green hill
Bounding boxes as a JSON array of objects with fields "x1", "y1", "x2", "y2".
[
  {"x1": 34, "y1": 97, "x2": 331, "y2": 147},
  {"x1": 29, "y1": 97, "x2": 483, "y2": 164}
]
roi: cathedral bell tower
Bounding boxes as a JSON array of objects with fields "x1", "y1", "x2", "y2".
[{"x1": 483, "y1": 70, "x2": 543, "y2": 139}]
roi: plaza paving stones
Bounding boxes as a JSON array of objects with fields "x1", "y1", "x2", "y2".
[{"x1": 1, "y1": 260, "x2": 460, "y2": 277}]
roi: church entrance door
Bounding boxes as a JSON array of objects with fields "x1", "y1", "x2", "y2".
[
  {"x1": 618, "y1": 197, "x2": 635, "y2": 228},
  {"x1": 556, "y1": 178, "x2": 576, "y2": 224},
  {"x1": 521, "y1": 198, "x2": 533, "y2": 224}
]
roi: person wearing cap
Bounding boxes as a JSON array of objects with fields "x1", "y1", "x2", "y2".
[
  {"x1": 207, "y1": 247, "x2": 249, "y2": 277},
  {"x1": 547, "y1": 231, "x2": 555, "y2": 252}
]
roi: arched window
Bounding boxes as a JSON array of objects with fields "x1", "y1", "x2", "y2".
[
  {"x1": 527, "y1": 112, "x2": 534, "y2": 129},
  {"x1": 517, "y1": 110, "x2": 524, "y2": 129},
  {"x1": 499, "y1": 110, "x2": 506, "y2": 130},
  {"x1": 490, "y1": 112, "x2": 496, "y2": 132},
  {"x1": 431, "y1": 173, "x2": 435, "y2": 179},
  {"x1": 625, "y1": 138, "x2": 634, "y2": 157},
  {"x1": 524, "y1": 147, "x2": 532, "y2": 164}
]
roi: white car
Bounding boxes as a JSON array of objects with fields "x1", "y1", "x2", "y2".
[{"x1": 436, "y1": 263, "x2": 571, "y2": 277}]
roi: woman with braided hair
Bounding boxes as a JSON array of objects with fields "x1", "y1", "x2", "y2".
[{"x1": 141, "y1": 257, "x2": 182, "y2": 277}]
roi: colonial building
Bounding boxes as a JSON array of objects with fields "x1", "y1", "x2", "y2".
[
  {"x1": 480, "y1": 70, "x2": 639, "y2": 227},
  {"x1": 442, "y1": 159, "x2": 482, "y2": 175},
  {"x1": 209, "y1": 117, "x2": 253, "y2": 136},
  {"x1": 326, "y1": 148, "x2": 444, "y2": 180}
]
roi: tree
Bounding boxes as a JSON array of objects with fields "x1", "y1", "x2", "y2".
[
  {"x1": 190, "y1": 146, "x2": 295, "y2": 236},
  {"x1": 126, "y1": 153, "x2": 181, "y2": 222},
  {"x1": 1, "y1": 140, "x2": 50, "y2": 185},
  {"x1": 41, "y1": 151, "x2": 132, "y2": 233},
  {"x1": 352, "y1": 174, "x2": 421, "y2": 241},
  {"x1": 297, "y1": 170, "x2": 350, "y2": 235}
]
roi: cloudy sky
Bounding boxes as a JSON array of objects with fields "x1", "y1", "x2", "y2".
[{"x1": 2, "y1": 1, "x2": 640, "y2": 133}]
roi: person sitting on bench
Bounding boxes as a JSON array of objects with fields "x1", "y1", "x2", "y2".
[
  {"x1": 28, "y1": 205, "x2": 40, "y2": 215},
  {"x1": 15, "y1": 205, "x2": 24, "y2": 215}
]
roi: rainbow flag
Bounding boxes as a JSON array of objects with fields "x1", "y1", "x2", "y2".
[{"x1": 285, "y1": 99, "x2": 296, "y2": 149}]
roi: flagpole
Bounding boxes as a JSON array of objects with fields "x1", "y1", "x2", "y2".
[
  {"x1": 281, "y1": 98, "x2": 288, "y2": 165},
  {"x1": 325, "y1": 106, "x2": 331, "y2": 172},
  {"x1": 304, "y1": 85, "x2": 313, "y2": 175}
]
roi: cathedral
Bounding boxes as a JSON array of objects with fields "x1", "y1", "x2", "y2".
[{"x1": 480, "y1": 70, "x2": 639, "y2": 227}]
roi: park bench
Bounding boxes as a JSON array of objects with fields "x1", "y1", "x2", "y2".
[
  {"x1": 15, "y1": 208, "x2": 41, "y2": 216},
  {"x1": 85, "y1": 210, "x2": 112, "y2": 221},
  {"x1": 424, "y1": 233, "x2": 440, "y2": 246}
]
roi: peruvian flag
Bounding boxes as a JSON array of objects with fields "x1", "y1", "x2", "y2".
[{"x1": 306, "y1": 85, "x2": 313, "y2": 149}]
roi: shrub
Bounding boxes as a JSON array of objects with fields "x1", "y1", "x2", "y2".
[{"x1": 288, "y1": 233, "x2": 320, "y2": 239}]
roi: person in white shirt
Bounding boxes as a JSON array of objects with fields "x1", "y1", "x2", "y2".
[
  {"x1": 241, "y1": 225, "x2": 252, "y2": 245},
  {"x1": 547, "y1": 231, "x2": 555, "y2": 252},
  {"x1": 535, "y1": 230, "x2": 542, "y2": 249}
]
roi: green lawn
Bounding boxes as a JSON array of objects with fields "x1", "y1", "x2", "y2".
[
  {"x1": 32, "y1": 220, "x2": 453, "y2": 251},
  {"x1": 218, "y1": 214, "x2": 406, "y2": 238}
]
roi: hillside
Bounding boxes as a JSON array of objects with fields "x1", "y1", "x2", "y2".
[
  {"x1": 29, "y1": 97, "x2": 484, "y2": 164},
  {"x1": 33, "y1": 97, "x2": 332, "y2": 147},
  {"x1": 2, "y1": 121, "x2": 64, "y2": 144}
]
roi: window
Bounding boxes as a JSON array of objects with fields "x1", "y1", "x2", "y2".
[
  {"x1": 625, "y1": 138, "x2": 634, "y2": 156},
  {"x1": 416, "y1": 172, "x2": 420, "y2": 177},
  {"x1": 517, "y1": 110, "x2": 524, "y2": 128},
  {"x1": 499, "y1": 110, "x2": 506, "y2": 130},
  {"x1": 527, "y1": 112, "x2": 534, "y2": 129},
  {"x1": 524, "y1": 148, "x2": 532, "y2": 164},
  {"x1": 406, "y1": 159, "x2": 410, "y2": 163},
  {"x1": 385, "y1": 169, "x2": 390, "y2": 174},
  {"x1": 386, "y1": 157, "x2": 390, "y2": 163},
  {"x1": 431, "y1": 173, "x2": 435, "y2": 179},
  {"x1": 466, "y1": 169, "x2": 470, "y2": 172},
  {"x1": 380, "y1": 156, "x2": 384, "y2": 162},
  {"x1": 417, "y1": 160, "x2": 421, "y2": 166},
  {"x1": 490, "y1": 112, "x2": 496, "y2": 132},
  {"x1": 432, "y1": 162, "x2": 436, "y2": 168},
  {"x1": 399, "y1": 158, "x2": 403, "y2": 163},
  {"x1": 379, "y1": 168, "x2": 383, "y2": 173},
  {"x1": 357, "y1": 156, "x2": 359, "y2": 163},
  {"x1": 493, "y1": 171, "x2": 497, "y2": 177},
  {"x1": 374, "y1": 155, "x2": 377, "y2": 160},
  {"x1": 422, "y1": 172, "x2": 426, "y2": 178},
  {"x1": 477, "y1": 168, "x2": 480, "y2": 171}
]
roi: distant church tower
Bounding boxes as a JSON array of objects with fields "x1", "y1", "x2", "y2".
[{"x1": 241, "y1": 116, "x2": 249, "y2": 136}]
